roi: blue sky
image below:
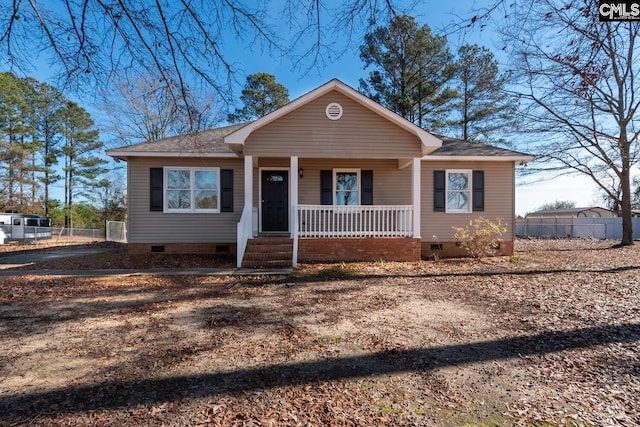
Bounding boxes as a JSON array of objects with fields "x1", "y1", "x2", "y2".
[
  {"x1": 215, "y1": 0, "x2": 603, "y2": 215},
  {"x1": 6, "y1": 0, "x2": 603, "y2": 216}
]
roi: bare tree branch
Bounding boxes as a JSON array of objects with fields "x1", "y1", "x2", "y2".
[
  {"x1": 503, "y1": 0, "x2": 640, "y2": 244},
  {"x1": 1, "y1": 1, "x2": 411, "y2": 105}
]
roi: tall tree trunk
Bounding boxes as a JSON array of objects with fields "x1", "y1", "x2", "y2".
[
  {"x1": 8, "y1": 129, "x2": 15, "y2": 206},
  {"x1": 620, "y1": 130, "x2": 633, "y2": 245},
  {"x1": 31, "y1": 151, "x2": 36, "y2": 211},
  {"x1": 64, "y1": 151, "x2": 70, "y2": 228},
  {"x1": 44, "y1": 137, "x2": 50, "y2": 216},
  {"x1": 620, "y1": 165, "x2": 633, "y2": 245}
]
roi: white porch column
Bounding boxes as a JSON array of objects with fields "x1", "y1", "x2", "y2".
[
  {"x1": 411, "y1": 157, "x2": 421, "y2": 239},
  {"x1": 290, "y1": 156, "x2": 299, "y2": 267},
  {"x1": 290, "y1": 156, "x2": 299, "y2": 217},
  {"x1": 244, "y1": 154, "x2": 253, "y2": 216}
]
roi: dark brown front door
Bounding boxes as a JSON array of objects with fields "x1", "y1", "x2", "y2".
[{"x1": 261, "y1": 170, "x2": 288, "y2": 232}]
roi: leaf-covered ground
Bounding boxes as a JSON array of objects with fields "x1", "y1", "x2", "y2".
[{"x1": 0, "y1": 239, "x2": 638, "y2": 426}]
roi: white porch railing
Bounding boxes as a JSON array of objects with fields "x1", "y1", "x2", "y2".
[
  {"x1": 236, "y1": 205, "x2": 252, "y2": 267},
  {"x1": 297, "y1": 204, "x2": 414, "y2": 238}
]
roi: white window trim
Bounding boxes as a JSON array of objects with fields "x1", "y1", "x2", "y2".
[
  {"x1": 333, "y1": 168, "x2": 361, "y2": 206},
  {"x1": 164, "y1": 166, "x2": 220, "y2": 213},
  {"x1": 445, "y1": 169, "x2": 472, "y2": 213}
]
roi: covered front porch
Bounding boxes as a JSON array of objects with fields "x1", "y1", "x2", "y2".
[{"x1": 237, "y1": 155, "x2": 423, "y2": 267}]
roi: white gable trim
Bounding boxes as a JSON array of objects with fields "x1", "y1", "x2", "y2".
[{"x1": 224, "y1": 79, "x2": 442, "y2": 152}]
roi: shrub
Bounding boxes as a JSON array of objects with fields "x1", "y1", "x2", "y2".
[{"x1": 452, "y1": 217, "x2": 507, "y2": 260}]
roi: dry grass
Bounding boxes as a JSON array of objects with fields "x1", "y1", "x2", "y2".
[{"x1": 0, "y1": 238, "x2": 638, "y2": 426}]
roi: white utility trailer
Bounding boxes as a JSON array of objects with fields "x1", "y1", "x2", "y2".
[{"x1": 0, "y1": 211, "x2": 53, "y2": 243}]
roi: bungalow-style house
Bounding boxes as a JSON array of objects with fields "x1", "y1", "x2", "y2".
[{"x1": 107, "y1": 79, "x2": 534, "y2": 267}]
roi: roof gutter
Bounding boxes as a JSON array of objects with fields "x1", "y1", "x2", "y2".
[{"x1": 422, "y1": 155, "x2": 535, "y2": 163}]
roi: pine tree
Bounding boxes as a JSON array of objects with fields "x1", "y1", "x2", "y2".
[
  {"x1": 35, "y1": 82, "x2": 65, "y2": 215},
  {"x1": 358, "y1": 15, "x2": 457, "y2": 132},
  {"x1": 228, "y1": 73, "x2": 290, "y2": 123},
  {"x1": 59, "y1": 102, "x2": 107, "y2": 229},
  {"x1": 0, "y1": 72, "x2": 32, "y2": 211},
  {"x1": 450, "y1": 44, "x2": 515, "y2": 144}
]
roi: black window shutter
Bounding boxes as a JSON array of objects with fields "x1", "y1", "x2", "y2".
[
  {"x1": 433, "y1": 170, "x2": 445, "y2": 212},
  {"x1": 473, "y1": 170, "x2": 484, "y2": 212},
  {"x1": 320, "y1": 170, "x2": 333, "y2": 205},
  {"x1": 150, "y1": 168, "x2": 163, "y2": 212},
  {"x1": 361, "y1": 170, "x2": 373, "y2": 205},
  {"x1": 221, "y1": 169, "x2": 234, "y2": 212}
]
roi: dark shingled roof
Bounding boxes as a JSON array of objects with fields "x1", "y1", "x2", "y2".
[
  {"x1": 107, "y1": 123, "x2": 533, "y2": 161},
  {"x1": 431, "y1": 137, "x2": 533, "y2": 158},
  {"x1": 107, "y1": 123, "x2": 249, "y2": 156}
]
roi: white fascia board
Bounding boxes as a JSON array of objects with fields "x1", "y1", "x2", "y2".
[
  {"x1": 422, "y1": 155, "x2": 535, "y2": 163},
  {"x1": 105, "y1": 151, "x2": 239, "y2": 159},
  {"x1": 224, "y1": 79, "x2": 443, "y2": 150}
]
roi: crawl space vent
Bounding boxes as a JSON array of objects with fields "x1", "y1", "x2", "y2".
[{"x1": 325, "y1": 102, "x2": 343, "y2": 120}]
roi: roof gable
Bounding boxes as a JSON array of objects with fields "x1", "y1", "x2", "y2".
[{"x1": 224, "y1": 79, "x2": 442, "y2": 155}]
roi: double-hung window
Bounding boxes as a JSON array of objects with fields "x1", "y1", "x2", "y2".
[
  {"x1": 165, "y1": 167, "x2": 220, "y2": 213},
  {"x1": 446, "y1": 170, "x2": 472, "y2": 213},
  {"x1": 334, "y1": 169, "x2": 360, "y2": 205}
]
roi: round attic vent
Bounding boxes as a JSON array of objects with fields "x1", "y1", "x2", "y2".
[{"x1": 325, "y1": 102, "x2": 343, "y2": 120}]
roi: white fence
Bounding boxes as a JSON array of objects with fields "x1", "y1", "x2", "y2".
[
  {"x1": 53, "y1": 227, "x2": 105, "y2": 242},
  {"x1": 516, "y1": 217, "x2": 640, "y2": 239},
  {"x1": 0, "y1": 225, "x2": 52, "y2": 242},
  {"x1": 297, "y1": 205, "x2": 414, "y2": 238},
  {"x1": 106, "y1": 221, "x2": 127, "y2": 242}
]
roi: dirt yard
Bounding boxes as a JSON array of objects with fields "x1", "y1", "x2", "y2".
[{"x1": 0, "y1": 239, "x2": 638, "y2": 426}]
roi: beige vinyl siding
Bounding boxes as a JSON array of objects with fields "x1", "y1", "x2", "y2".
[
  {"x1": 247, "y1": 158, "x2": 412, "y2": 209},
  {"x1": 244, "y1": 92, "x2": 422, "y2": 158},
  {"x1": 421, "y1": 161, "x2": 516, "y2": 241},
  {"x1": 127, "y1": 157, "x2": 243, "y2": 243},
  {"x1": 297, "y1": 159, "x2": 411, "y2": 205}
]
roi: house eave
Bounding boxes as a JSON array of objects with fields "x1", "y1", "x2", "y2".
[
  {"x1": 105, "y1": 151, "x2": 240, "y2": 160},
  {"x1": 422, "y1": 155, "x2": 535, "y2": 163}
]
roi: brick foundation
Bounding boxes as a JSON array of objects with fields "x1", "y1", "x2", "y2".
[
  {"x1": 298, "y1": 238, "x2": 421, "y2": 262},
  {"x1": 128, "y1": 242, "x2": 236, "y2": 255},
  {"x1": 421, "y1": 240, "x2": 514, "y2": 259},
  {"x1": 127, "y1": 239, "x2": 514, "y2": 261}
]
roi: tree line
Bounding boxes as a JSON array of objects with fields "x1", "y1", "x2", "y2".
[
  {"x1": 0, "y1": 72, "x2": 125, "y2": 229},
  {"x1": 229, "y1": 10, "x2": 640, "y2": 245},
  {"x1": 228, "y1": 17, "x2": 514, "y2": 145},
  {"x1": 1, "y1": 2, "x2": 638, "y2": 245},
  {"x1": 358, "y1": 15, "x2": 514, "y2": 143}
]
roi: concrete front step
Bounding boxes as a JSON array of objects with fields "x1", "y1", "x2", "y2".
[{"x1": 241, "y1": 237, "x2": 293, "y2": 268}]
